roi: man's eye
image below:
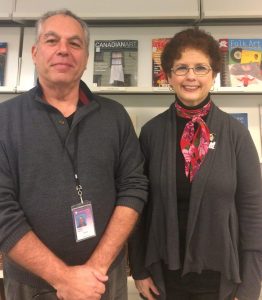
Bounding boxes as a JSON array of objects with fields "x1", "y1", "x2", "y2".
[
  {"x1": 70, "y1": 42, "x2": 81, "y2": 48},
  {"x1": 46, "y1": 39, "x2": 57, "y2": 44}
]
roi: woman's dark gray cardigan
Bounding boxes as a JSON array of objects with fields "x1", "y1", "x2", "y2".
[{"x1": 129, "y1": 102, "x2": 262, "y2": 300}]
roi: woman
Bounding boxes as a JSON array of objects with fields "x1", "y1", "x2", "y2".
[{"x1": 129, "y1": 28, "x2": 262, "y2": 300}]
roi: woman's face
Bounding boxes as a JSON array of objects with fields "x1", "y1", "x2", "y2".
[{"x1": 168, "y1": 48, "x2": 215, "y2": 107}]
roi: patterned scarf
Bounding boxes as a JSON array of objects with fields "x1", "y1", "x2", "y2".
[{"x1": 175, "y1": 101, "x2": 211, "y2": 182}]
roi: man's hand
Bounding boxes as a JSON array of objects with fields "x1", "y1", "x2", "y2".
[
  {"x1": 8, "y1": 232, "x2": 107, "y2": 300},
  {"x1": 135, "y1": 277, "x2": 160, "y2": 300},
  {"x1": 55, "y1": 264, "x2": 108, "y2": 300}
]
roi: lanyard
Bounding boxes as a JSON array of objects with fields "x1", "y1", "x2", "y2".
[
  {"x1": 65, "y1": 125, "x2": 84, "y2": 204},
  {"x1": 75, "y1": 176, "x2": 84, "y2": 204},
  {"x1": 46, "y1": 109, "x2": 84, "y2": 204}
]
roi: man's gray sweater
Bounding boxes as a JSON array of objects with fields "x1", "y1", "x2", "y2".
[{"x1": 0, "y1": 81, "x2": 148, "y2": 288}]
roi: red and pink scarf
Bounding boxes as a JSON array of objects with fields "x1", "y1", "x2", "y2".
[{"x1": 175, "y1": 101, "x2": 211, "y2": 182}]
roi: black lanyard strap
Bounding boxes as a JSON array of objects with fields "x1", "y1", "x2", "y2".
[{"x1": 65, "y1": 125, "x2": 84, "y2": 204}]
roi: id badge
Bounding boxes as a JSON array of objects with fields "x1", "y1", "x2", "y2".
[{"x1": 71, "y1": 201, "x2": 96, "y2": 242}]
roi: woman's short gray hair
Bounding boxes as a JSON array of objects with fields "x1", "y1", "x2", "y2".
[{"x1": 35, "y1": 9, "x2": 90, "y2": 53}]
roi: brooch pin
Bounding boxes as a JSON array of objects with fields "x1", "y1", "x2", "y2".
[{"x1": 209, "y1": 133, "x2": 216, "y2": 149}]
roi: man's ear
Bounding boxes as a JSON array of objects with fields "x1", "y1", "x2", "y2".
[{"x1": 32, "y1": 45, "x2": 37, "y2": 64}]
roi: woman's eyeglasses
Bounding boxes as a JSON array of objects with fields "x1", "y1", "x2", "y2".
[{"x1": 171, "y1": 64, "x2": 212, "y2": 76}]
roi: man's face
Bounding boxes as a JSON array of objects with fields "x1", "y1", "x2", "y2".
[{"x1": 32, "y1": 14, "x2": 88, "y2": 88}]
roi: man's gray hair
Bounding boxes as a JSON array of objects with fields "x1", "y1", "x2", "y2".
[{"x1": 35, "y1": 9, "x2": 90, "y2": 52}]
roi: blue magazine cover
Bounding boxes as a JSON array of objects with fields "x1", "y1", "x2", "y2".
[{"x1": 229, "y1": 113, "x2": 248, "y2": 128}]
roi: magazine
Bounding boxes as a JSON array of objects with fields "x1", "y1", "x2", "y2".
[
  {"x1": 219, "y1": 39, "x2": 262, "y2": 88},
  {"x1": 229, "y1": 113, "x2": 248, "y2": 128},
  {"x1": 93, "y1": 40, "x2": 138, "y2": 87},
  {"x1": 152, "y1": 38, "x2": 170, "y2": 87},
  {"x1": 0, "y1": 42, "x2": 8, "y2": 86}
]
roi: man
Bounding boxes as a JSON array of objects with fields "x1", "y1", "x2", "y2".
[{"x1": 0, "y1": 9, "x2": 148, "y2": 300}]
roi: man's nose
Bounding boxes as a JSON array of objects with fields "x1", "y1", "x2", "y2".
[{"x1": 57, "y1": 41, "x2": 69, "y2": 55}]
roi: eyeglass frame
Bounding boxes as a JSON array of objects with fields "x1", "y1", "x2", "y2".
[{"x1": 171, "y1": 64, "x2": 212, "y2": 76}]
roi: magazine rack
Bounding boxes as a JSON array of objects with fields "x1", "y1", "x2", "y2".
[{"x1": 0, "y1": 5, "x2": 262, "y2": 161}]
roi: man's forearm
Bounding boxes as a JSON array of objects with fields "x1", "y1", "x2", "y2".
[
  {"x1": 8, "y1": 230, "x2": 67, "y2": 287},
  {"x1": 8, "y1": 230, "x2": 108, "y2": 299},
  {"x1": 87, "y1": 206, "x2": 139, "y2": 274}
]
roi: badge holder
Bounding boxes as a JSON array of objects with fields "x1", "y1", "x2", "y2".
[{"x1": 71, "y1": 183, "x2": 96, "y2": 242}]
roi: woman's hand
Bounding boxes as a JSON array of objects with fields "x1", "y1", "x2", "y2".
[{"x1": 135, "y1": 277, "x2": 160, "y2": 300}]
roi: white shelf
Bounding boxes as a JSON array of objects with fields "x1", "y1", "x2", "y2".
[
  {"x1": 12, "y1": 0, "x2": 199, "y2": 21},
  {"x1": 214, "y1": 87, "x2": 262, "y2": 94},
  {"x1": 0, "y1": 13, "x2": 12, "y2": 20},
  {"x1": 0, "y1": 270, "x2": 3, "y2": 279},
  {"x1": 0, "y1": 86, "x2": 17, "y2": 93},
  {"x1": 202, "y1": 0, "x2": 262, "y2": 19},
  {"x1": 91, "y1": 86, "x2": 170, "y2": 94},
  {"x1": 10, "y1": 87, "x2": 262, "y2": 95},
  {"x1": 202, "y1": 11, "x2": 262, "y2": 19},
  {"x1": 0, "y1": 0, "x2": 13, "y2": 20}
]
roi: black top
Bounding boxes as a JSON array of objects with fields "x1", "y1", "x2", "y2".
[
  {"x1": 171, "y1": 95, "x2": 220, "y2": 290},
  {"x1": 175, "y1": 95, "x2": 210, "y2": 263}
]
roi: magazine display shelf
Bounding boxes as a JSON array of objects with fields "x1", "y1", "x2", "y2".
[
  {"x1": 7, "y1": 23, "x2": 260, "y2": 95},
  {"x1": 0, "y1": 2, "x2": 262, "y2": 94},
  {"x1": 0, "y1": 2, "x2": 261, "y2": 160},
  {"x1": 88, "y1": 87, "x2": 262, "y2": 96}
]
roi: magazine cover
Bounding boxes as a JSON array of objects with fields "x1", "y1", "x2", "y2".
[
  {"x1": 152, "y1": 38, "x2": 170, "y2": 87},
  {"x1": 219, "y1": 39, "x2": 262, "y2": 88},
  {"x1": 93, "y1": 40, "x2": 138, "y2": 87},
  {"x1": 0, "y1": 42, "x2": 8, "y2": 86},
  {"x1": 229, "y1": 113, "x2": 248, "y2": 128}
]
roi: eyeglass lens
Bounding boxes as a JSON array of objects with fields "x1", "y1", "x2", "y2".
[{"x1": 172, "y1": 65, "x2": 211, "y2": 75}]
